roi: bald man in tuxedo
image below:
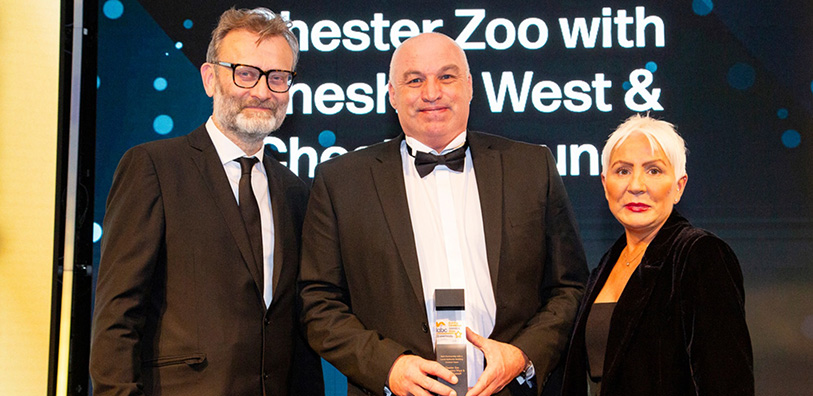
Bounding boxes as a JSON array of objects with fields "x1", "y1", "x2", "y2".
[{"x1": 300, "y1": 32, "x2": 587, "y2": 396}]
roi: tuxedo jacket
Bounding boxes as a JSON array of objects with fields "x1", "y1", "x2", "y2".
[
  {"x1": 561, "y1": 211, "x2": 754, "y2": 396},
  {"x1": 299, "y1": 131, "x2": 588, "y2": 396},
  {"x1": 90, "y1": 125, "x2": 323, "y2": 396}
]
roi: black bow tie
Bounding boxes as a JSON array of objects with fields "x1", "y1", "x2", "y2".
[{"x1": 408, "y1": 142, "x2": 468, "y2": 178}]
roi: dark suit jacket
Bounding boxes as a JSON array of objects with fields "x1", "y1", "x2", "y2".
[
  {"x1": 90, "y1": 125, "x2": 323, "y2": 396},
  {"x1": 561, "y1": 210, "x2": 754, "y2": 396},
  {"x1": 299, "y1": 131, "x2": 588, "y2": 396}
]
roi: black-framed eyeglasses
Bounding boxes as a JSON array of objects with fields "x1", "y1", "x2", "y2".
[{"x1": 212, "y1": 61, "x2": 296, "y2": 93}]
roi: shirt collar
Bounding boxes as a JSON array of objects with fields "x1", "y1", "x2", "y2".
[
  {"x1": 205, "y1": 116, "x2": 265, "y2": 165},
  {"x1": 404, "y1": 130, "x2": 467, "y2": 155}
]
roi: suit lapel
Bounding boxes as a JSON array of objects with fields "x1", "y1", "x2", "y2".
[
  {"x1": 370, "y1": 137, "x2": 425, "y2": 304},
  {"x1": 187, "y1": 127, "x2": 265, "y2": 299},
  {"x1": 468, "y1": 131, "x2": 503, "y2": 291},
  {"x1": 602, "y1": 218, "x2": 683, "y2": 383}
]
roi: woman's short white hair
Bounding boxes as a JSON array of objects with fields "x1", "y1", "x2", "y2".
[{"x1": 601, "y1": 114, "x2": 687, "y2": 178}]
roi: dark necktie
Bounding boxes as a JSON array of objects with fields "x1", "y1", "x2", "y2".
[
  {"x1": 408, "y1": 142, "x2": 468, "y2": 178},
  {"x1": 237, "y1": 157, "x2": 264, "y2": 280}
]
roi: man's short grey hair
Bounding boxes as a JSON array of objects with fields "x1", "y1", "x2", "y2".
[
  {"x1": 388, "y1": 33, "x2": 471, "y2": 84},
  {"x1": 206, "y1": 7, "x2": 299, "y2": 70},
  {"x1": 602, "y1": 114, "x2": 688, "y2": 179}
]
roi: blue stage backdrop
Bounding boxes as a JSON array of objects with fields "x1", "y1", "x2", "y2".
[{"x1": 93, "y1": 0, "x2": 813, "y2": 394}]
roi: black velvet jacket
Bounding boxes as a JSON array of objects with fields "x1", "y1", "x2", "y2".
[{"x1": 561, "y1": 210, "x2": 754, "y2": 395}]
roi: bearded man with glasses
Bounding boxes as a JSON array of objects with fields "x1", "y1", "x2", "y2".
[{"x1": 90, "y1": 7, "x2": 322, "y2": 396}]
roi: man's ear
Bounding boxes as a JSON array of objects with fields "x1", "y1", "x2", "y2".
[
  {"x1": 467, "y1": 73, "x2": 473, "y2": 102},
  {"x1": 388, "y1": 82, "x2": 397, "y2": 110},
  {"x1": 201, "y1": 63, "x2": 216, "y2": 98}
]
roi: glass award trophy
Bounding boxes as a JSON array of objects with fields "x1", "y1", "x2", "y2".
[{"x1": 434, "y1": 288, "x2": 467, "y2": 396}]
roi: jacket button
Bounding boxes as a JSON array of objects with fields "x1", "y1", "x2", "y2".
[
  {"x1": 263, "y1": 373, "x2": 270, "y2": 380},
  {"x1": 421, "y1": 322, "x2": 429, "y2": 333},
  {"x1": 264, "y1": 318, "x2": 271, "y2": 325}
]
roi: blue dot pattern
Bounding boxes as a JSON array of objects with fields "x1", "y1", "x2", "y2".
[
  {"x1": 645, "y1": 62, "x2": 658, "y2": 72},
  {"x1": 153, "y1": 77, "x2": 167, "y2": 91},
  {"x1": 692, "y1": 0, "x2": 713, "y2": 16},
  {"x1": 319, "y1": 130, "x2": 337, "y2": 147},
  {"x1": 153, "y1": 115, "x2": 174, "y2": 135},
  {"x1": 727, "y1": 62, "x2": 755, "y2": 90},
  {"x1": 93, "y1": 222, "x2": 103, "y2": 243},
  {"x1": 183, "y1": 19, "x2": 193, "y2": 29},
  {"x1": 777, "y1": 108, "x2": 788, "y2": 119},
  {"x1": 782, "y1": 130, "x2": 800, "y2": 148},
  {"x1": 103, "y1": 0, "x2": 124, "y2": 19}
]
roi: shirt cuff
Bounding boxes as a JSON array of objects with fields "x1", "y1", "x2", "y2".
[{"x1": 515, "y1": 360, "x2": 535, "y2": 388}]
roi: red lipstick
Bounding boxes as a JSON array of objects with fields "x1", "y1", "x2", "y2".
[{"x1": 624, "y1": 203, "x2": 650, "y2": 212}]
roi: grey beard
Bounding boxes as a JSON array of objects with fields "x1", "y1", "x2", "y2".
[
  {"x1": 234, "y1": 111, "x2": 283, "y2": 140},
  {"x1": 213, "y1": 95, "x2": 286, "y2": 144}
]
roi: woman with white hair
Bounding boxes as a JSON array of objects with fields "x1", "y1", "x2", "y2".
[{"x1": 561, "y1": 114, "x2": 754, "y2": 395}]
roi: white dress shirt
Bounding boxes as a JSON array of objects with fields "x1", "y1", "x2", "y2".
[
  {"x1": 206, "y1": 117, "x2": 275, "y2": 307},
  {"x1": 400, "y1": 131, "x2": 496, "y2": 388}
]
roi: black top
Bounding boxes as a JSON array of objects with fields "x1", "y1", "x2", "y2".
[
  {"x1": 585, "y1": 302, "x2": 616, "y2": 380},
  {"x1": 562, "y1": 210, "x2": 754, "y2": 396}
]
